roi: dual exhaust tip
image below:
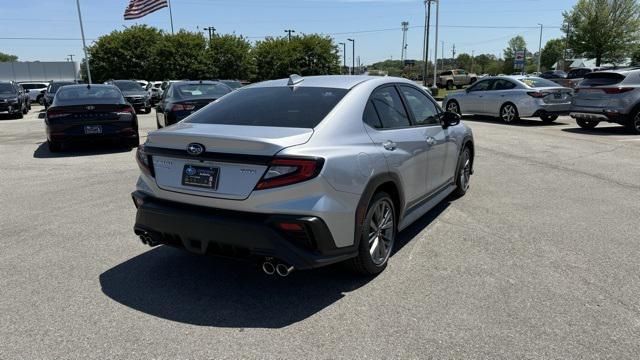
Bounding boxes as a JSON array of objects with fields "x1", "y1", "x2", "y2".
[
  {"x1": 139, "y1": 233, "x2": 159, "y2": 247},
  {"x1": 262, "y1": 260, "x2": 294, "y2": 277}
]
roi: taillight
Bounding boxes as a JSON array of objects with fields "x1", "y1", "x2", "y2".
[
  {"x1": 601, "y1": 87, "x2": 634, "y2": 94},
  {"x1": 135, "y1": 145, "x2": 154, "y2": 178},
  {"x1": 526, "y1": 91, "x2": 550, "y2": 98},
  {"x1": 117, "y1": 105, "x2": 135, "y2": 114},
  {"x1": 255, "y1": 158, "x2": 324, "y2": 190},
  {"x1": 46, "y1": 109, "x2": 70, "y2": 119},
  {"x1": 171, "y1": 103, "x2": 195, "y2": 111}
]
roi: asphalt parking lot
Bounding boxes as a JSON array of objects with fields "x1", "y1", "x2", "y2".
[{"x1": 1, "y1": 105, "x2": 639, "y2": 359}]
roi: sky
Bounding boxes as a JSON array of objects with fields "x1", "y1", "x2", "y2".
[{"x1": 0, "y1": 0, "x2": 576, "y2": 65}]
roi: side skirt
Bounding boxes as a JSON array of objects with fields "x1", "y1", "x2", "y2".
[{"x1": 398, "y1": 183, "x2": 455, "y2": 231}]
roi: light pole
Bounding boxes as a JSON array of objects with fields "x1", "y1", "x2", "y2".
[
  {"x1": 422, "y1": 0, "x2": 433, "y2": 86},
  {"x1": 284, "y1": 29, "x2": 295, "y2": 41},
  {"x1": 537, "y1": 23, "x2": 543, "y2": 73},
  {"x1": 348, "y1": 38, "x2": 355, "y2": 75},
  {"x1": 75, "y1": 0, "x2": 91, "y2": 84},
  {"x1": 432, "y1": 0, "x2": 439, "y2": 93},
  {"x1": 339, "y1": 42, "x2": 346, "y2": 74}
]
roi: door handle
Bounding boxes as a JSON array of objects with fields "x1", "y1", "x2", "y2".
[
  {"x1": 382, "y1": 140, "x2": 397, "y2": 151},
  {"x1": 426, "y1": 137, "x2": 436, "y2": 146}
]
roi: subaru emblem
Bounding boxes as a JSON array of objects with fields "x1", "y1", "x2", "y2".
[
  {"x1": 186, "y1": 143, "x2": 205, "y2": 156},
  {"x1": 185, "y1": 166, "x2": 197, "y2": 176},
  {"x1": 86, "y1": 105, "x2": 95, "y2": 110}
]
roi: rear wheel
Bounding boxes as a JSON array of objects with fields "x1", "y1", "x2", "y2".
[
  {"x1": 446, "y1": 100, "x2": 461, "y2": 115},
  {"x1": 127, "y1": 133, "x2": 140, "y2": 148},
  {"x1": 446, "y1": 81, "x2": 454, "y2": 90},
  {"x1": 540, "y1": 114, "x2": 558, "y2": 123},
  {"x1": 47, "y1": 140, "x2": 61, "y2": 152},
  {"x1": 500, "y1": 103, "x2": 519, "y2": 123},
  {"x1": 576, "y1": 118, "x2": 599, "y2": 130},
  {"x1": 22, "y1": 102, "x2": 28, "y2": 114},
  {"x1": 627, "y1": 111, "x2": 640, "y2": 134},
  {"x1": 349, "y1": 192, "x2": 396, "y2": 275}
]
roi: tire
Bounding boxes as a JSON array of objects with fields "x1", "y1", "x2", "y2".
[
  {"x1": 156, "y1": 117, "x2": 162, "y2": 129},
  {"x1": 499, "y1": 103, "x2": 519, "y2": 123},
  {"x1": 128, "y1": 133, "x2": 140, "y2": 148},
  {"x1": 37, "y1": 95, "x2": 43, "y2": 105},
  {"x1": 14, "y1": 108, "x2": 23, "y2": 119},
  {"x1": 144, "y1": 106, "x2": 151, "y2": 114},
  {"x1": 451, "y1": 146, "x2": 472, "y2": 198},
  {"x1": 446, "y1": 81, "x2": 454, "y2": 90},
  {"x1": 576, "y1": 118, "x2": 599, "y2": 130},
  {"x1": 540, "y1": 114, "x2": 558, "y2": 123},
  {"x1": 348, "y1": 192, "x2": 396, "y2": 275},
  {"x1": 47, "y1": 140, "x2": 61, "y2": 152},
  {"x1": 22, "y1": 102, "x2": 28, "y2": 115},
  {"x1": 627, "y1": 111, "x2": 640, "y2": 134},
  {"x1": 446, "y1": 100, "x2": 461, "y2": 115}
]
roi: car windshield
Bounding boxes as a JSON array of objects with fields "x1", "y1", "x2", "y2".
[
  {"x1": 49, "y1": 82, "x2": 75, "y2": 93},
  {"x1": 174, "y1": 83, "x2": 231, "y2": 99},
  {"x1": 517, "y1": 77, "x2": 561, "y2": 88},
  {"x1": 114, "y1": 81, "x2": 144, "y2": 92},
  {"x1": 580, "y1": 72, "x2": 626, "y2": 87},
  {"x1": 186, "y1": 87, "x2": 348, "y2": 128},
  {"x1": 20, "y1": 83, "x2": 47, "y2": 90},
  {"x1": 54, "y1": 86, "x2": 124, "y2": 105},
  {"x1": 0, "y1": 83, "x2": 16, "y2": 94},
  {"x1": 220, "y1": 80, "x2": 242, "y2": 89}
]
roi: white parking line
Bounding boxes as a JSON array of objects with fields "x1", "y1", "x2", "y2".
[{"x1": 618, "y1": 138, "x2": 640, "y2": 142}]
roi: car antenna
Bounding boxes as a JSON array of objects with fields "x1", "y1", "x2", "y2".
[{"x1": 287, "y1": 74, "x2": 304, "y2": 86}]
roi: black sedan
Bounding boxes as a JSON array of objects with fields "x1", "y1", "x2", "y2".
[
  {"x1": 155, "y1": 80, "x2": 232, "y2": 128},
  {"x1": 43, "y1": 81, "x2": 76, "y2": 109},
  {"x1": 0, "y1": 81, "x2": 29, "y2": 119},
  {"x1": 45, "y1": 84, "x2": 139, "y2": 152},
  {"x1": 109, "y1": 80, "x2": 151, "y2": 114}
]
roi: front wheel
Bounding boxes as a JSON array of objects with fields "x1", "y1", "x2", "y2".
[
  {"x1": 500, "y1": 103, "x2": 519, "y2": 123},
  {"x1": 446, "y1": 100, "x2": 461, "y2": 115},
  {"x1": 627, "y1": 111, "x2": 640, "y2": 134},
  {"x1": 540, "y1": 114, "x2": 558, "y2": 123},
  {"x1": 349, "y1": 192, "x2": 396, "y2": 275},
  {"x1": 446, "y1": 81, "x2": 454, "y2": 90},
  {"x1": 451, "y1": 146, "x2": 472, "y2": 198},
  {"x1": 576, "y1": 119, "x2": 599, "y2": 130}
]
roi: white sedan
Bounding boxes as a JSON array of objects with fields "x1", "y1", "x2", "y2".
[{"x1": 443, "y1": 76, "x2": 573, "y2": 123}]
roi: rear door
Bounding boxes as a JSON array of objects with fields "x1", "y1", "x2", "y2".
[
  {"x1": 363, "y1": 85, "x2": 428, "y2": 204},
  {"x1": 483, "y1": 79, "x2": 517, "y2": 115},
  {"x1": 399, "y1": 85, "x2": 457, "y2": 194},
  {"x1": 462, "y1": 79, "x2": 494, "y2": 114}
]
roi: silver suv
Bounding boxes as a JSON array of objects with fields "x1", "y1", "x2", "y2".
[
  {"x1": 570, "y1": 69, "x2": 640, "y2": 134},
  {"x1": 132, "y1": 75, "x2": 474, "y2": 276}
]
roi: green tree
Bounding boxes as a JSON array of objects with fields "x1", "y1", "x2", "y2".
[
  {"x1": 0, "y1": 52, "x2": 18, "y2": 62},
  {"x1": 540, "y1": 38, "x2": 565, "y2": 70},
  {"x1": 474, "y1": 54, "x2": 495, "y2": 73},
  {"x1": 503, "y1": 36, "x2": 528, "y2": 73},
  {"x1": 209, "y1": 34, "x2": 254, "y2": 80},
  {"x1": 152, "y1": 30, "x2": 211, "y2": 80},
  {"x1": 563, "y1": 0, "x2": 640, "y2": 66},
  {"x1": 252, "y1": 37, "x2": 295, "y2": 80},
  {"x1": 455, "y1": 53, "x2": 473, "y2": 70}
]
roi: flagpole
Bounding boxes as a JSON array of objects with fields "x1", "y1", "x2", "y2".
[
  {"x1": 167, "y1": 0, "x2": 174, "y2": 34},
  {"x1": 75, "y1": 0, "x2": 92, "y2": 84}
]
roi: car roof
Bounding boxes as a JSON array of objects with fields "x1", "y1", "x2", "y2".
[
  {"x1": 247, "y1": 75, "x2": 377, "y2": 90},
  {"x1": 57, "y1": 84, "x2": 116, "y2": 90},
  {"x1": 172, "y1": 80, "x2": 224, "y2": 85}
]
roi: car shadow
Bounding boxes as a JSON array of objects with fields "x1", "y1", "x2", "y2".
[
  {"x1": 462, "y1": 115, "x2": 567, "y2": 127},
  {"x1": 561, "y1": 125, "x2": 633, "y2": 136},
  {"x1": 33, "y1": 141, "x2": 133, "y2": 159},
  {"x1": 99, "y1": 200, "x2": 450, "y2": 328}
]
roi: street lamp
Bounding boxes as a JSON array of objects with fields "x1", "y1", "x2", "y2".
[
  {"x1": 347, "y1": 38, "x2": 355, "y2": 75},
  {"x1": 338, "y1": 42, "x2": 346, "y2": 74}
]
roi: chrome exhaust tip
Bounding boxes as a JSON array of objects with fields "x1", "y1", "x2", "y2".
[
  {"x1": 275, "y1": 263, "x2": 294, "y2": 277},
  {"x1": 262, "y1": 261, "x2": 275, "y2": 275}
]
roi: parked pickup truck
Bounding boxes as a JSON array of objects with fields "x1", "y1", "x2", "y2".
[
  {"x1": 437, "y1": 69, "x2": 477, "y2": 90},
  {"x1": 552, "y1": 68, "x2": 596, "y2": 89}
]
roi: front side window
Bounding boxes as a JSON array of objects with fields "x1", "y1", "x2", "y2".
[
  {"x1": 370, "y1": 86, "x2": 411, "y2": 129},
  {"x1": 399, "y1": 86, "x2": 439, "y2": 125},
  {"x1": 468, "y1": 79, "x2": 493, "y2": 92},
  {"x1": 186, "y1": 87, "x2": 348, "y2": 128}
]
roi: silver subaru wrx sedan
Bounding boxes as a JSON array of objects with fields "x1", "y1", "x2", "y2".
[
  {"x1": 443, "y1": 76, "x2": 573, "y2": 123},
  {"x1": 132, "y1": 75, "x2": 474, "y2": 276}
]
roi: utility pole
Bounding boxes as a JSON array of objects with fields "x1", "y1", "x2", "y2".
[
  {"x1": 284, "y1": 29, "x2": 295, "y2": 41},
  {"x1": 203, "y1": 26, "x2": 216, "y2": 46},
  {"x1": 452, "y1": 44, "x2": 456, "y2": 61},
  {"x1": 441, "y1": 41, "x2": 444, "y2": 73},
  {"x1": 471, "y1": 50, "x2": 475, "y2": 73},
  {"x1": 339, "y1": 42, "x2": 346, "y2": 74},
  {"x1": 68, "y1": 54, "x2": 74, "y2": 62},
  {"x1": 422, "y1": 0, "x2": 434, "y2": 86},
  {"x1": 431, "y1": 0, "x2": 439, "y2": 92},
  {"x1": 400, "y1": 21, "x2": 409, "y2": 61},
  {"x1": 75, "y1": 0, "x2": 91, "y2": 84},
  {"x1": 348, "y1": 38, "x2": 355, "y2": 75},
  {"x1": 537, "y1": 23, "x2": 543, "y2": 73}
]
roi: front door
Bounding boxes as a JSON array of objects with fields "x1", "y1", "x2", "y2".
[{"x1": 462, "y1": 78, "x2": 493, "y2": 114}]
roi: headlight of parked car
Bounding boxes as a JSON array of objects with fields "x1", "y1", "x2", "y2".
[{"x1": 8, "y1": 98, "x2": 19, "y2": 103}]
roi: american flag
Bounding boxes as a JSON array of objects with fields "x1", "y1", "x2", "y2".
[{"x1": 124, "y1": 0, "x2": 169, "y2": 20}]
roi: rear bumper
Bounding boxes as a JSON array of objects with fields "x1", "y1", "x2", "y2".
[
  {"x1": 131, "y1": 191, "x2": 357, "y2": 270},
  {"x1": 569, "y1": 109, "x2": 628, "y2": 124},
  {"x1": 46, "y1": 122, "x2": 138, "y2": 143}
]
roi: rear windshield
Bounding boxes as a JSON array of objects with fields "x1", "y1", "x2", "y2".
[
  {"x1": 186, "y1": 87, "x2": 348, "y2": 128},
  {"x1": 0, "y1": 83, "x2": 16, "y2": 94},
  {"x1": 113, "y1": 81, "x2": 144, "y2": 92},
  {"x1": 49, "y1": 82, "x2": 75, "y2": 93},
  {"x1": 54, "y1": 86, "x2": 124, "y2": 105},
  {"x1": 580, "y1": 72, "x2": 625, "y2": 87},
  {"x1": 174, "y1": 83, "x2": 231, "y2": 99},
  {"x1": 221, "y1": 80, "x2": 242, "y2": 89},
  {"x1": 21, "y1": 83, "x2": 47, "y2": 89},
  {"x1": 518, "y1": 77, "x2": 560, "y2": 88}
]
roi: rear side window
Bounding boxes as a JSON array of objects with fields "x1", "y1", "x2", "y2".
[
  {"x1": 468, "y1": 79, "x2": 492, "y2": 91},
  {"x1": 363, "y1": 100, "x2": 382, "y2": 129},
  {"x1": 441, "y1": 71, "x2": 452, "y2": 76},
  {"x1": 581, "y1": 73, "x2": 626, "y2": 87},
  {"x1": 370, "y1": 86, "x2": 411, "y2": 129},
  {"x1": 399, "y1": 85, "x2": 440, "y2": 125},
  {"x1": 186, "y1": 87, "x2": 348, "y2": 128},
  {"x1": 518, "y1": 77, "x2": 561, "y2": 88},
  {"x1": 493, "y1": 79, "x2": 517, "y2": 90}
]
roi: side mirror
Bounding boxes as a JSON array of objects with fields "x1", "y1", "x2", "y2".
[
  {"x1": 465, "y1": 87, "x2": 471, "y2": 93},
  {"x1": 442, "y1": 111, "x2": 461, "y2": 128}
]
